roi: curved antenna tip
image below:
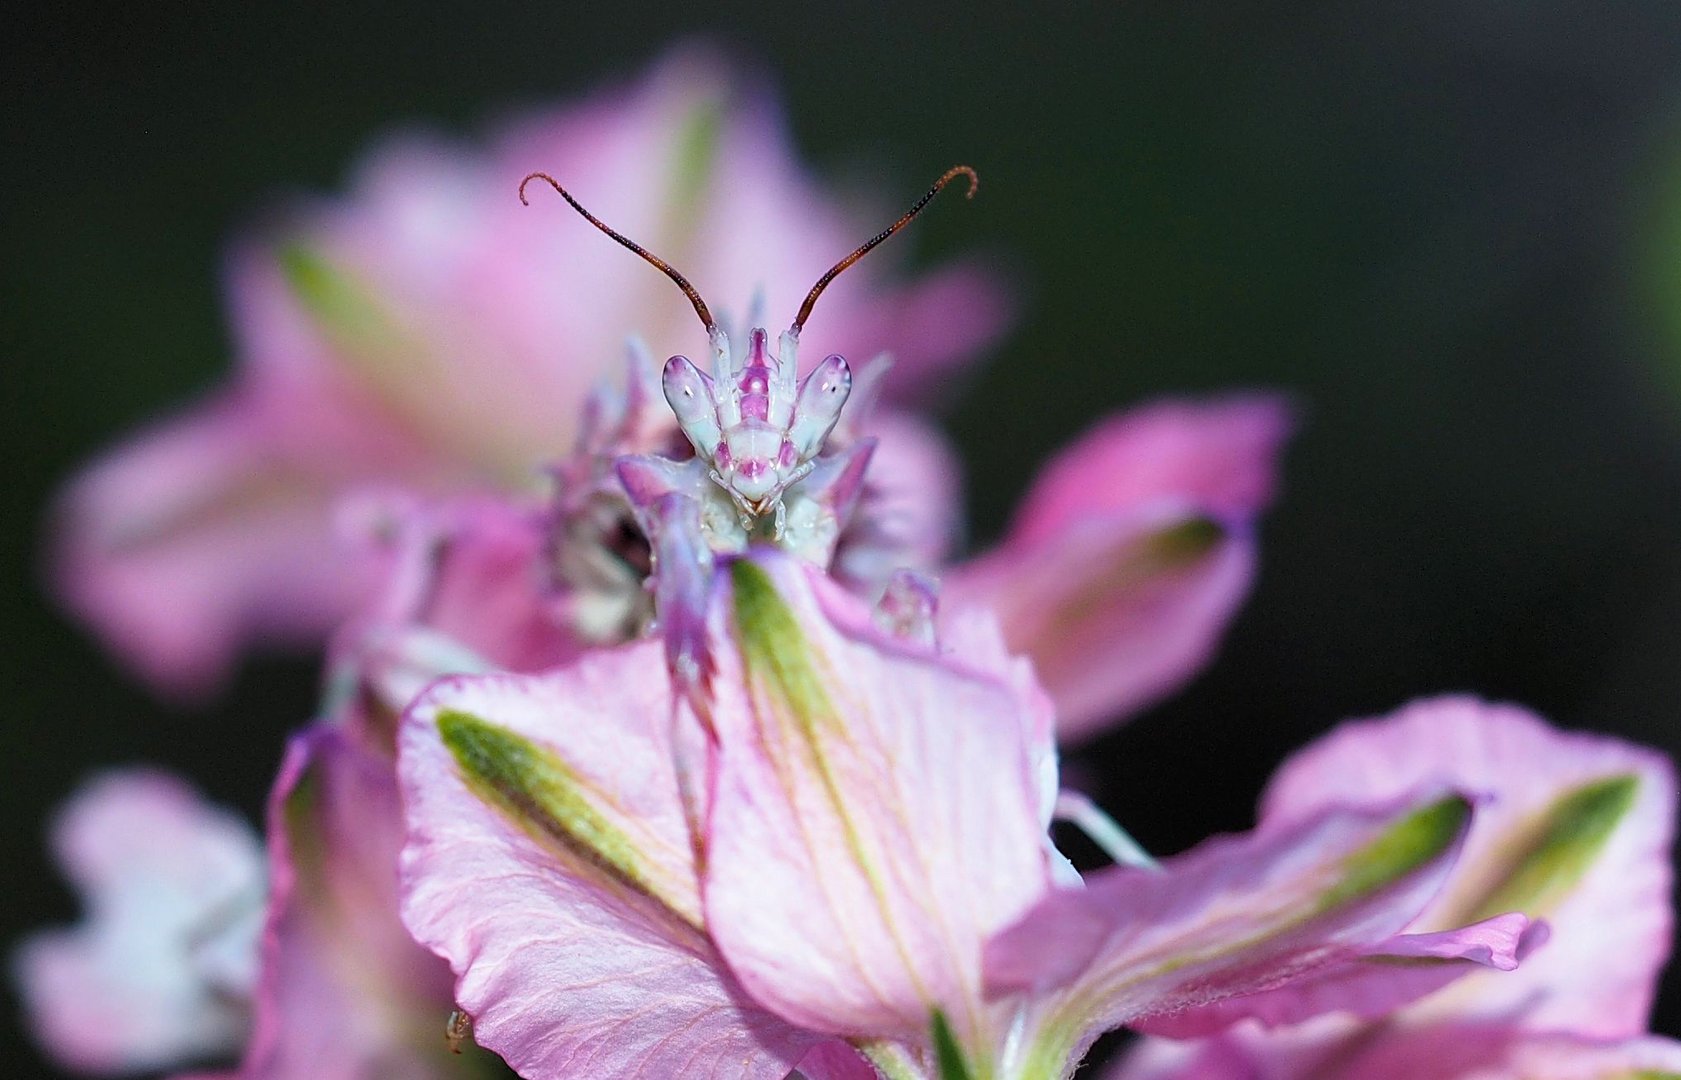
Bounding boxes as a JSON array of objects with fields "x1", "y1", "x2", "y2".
[
  {"x1": 790, "y1": 164, "x2": 980, "y2": 334},
  {"x1": 944, "y1": 165, "x2": 979, "y2": 198},
  {"x1": 517, "y1": 171, "x2": 556, "y2": 206},
  {"x1": 518, "y1": 170, "x2": 716, "y2": 334}
]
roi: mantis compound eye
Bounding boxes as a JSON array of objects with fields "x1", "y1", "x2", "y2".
[
  {"x1": 788, "y1": 354, "x2": 852, "y2": 459},
  {"x1": 661, "y1": 355, "x2": 722, "y2": 458}
]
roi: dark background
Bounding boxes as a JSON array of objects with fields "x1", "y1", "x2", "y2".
[{"x1": 8, "y1": 3, "x2": 1681, "y2": 1076}]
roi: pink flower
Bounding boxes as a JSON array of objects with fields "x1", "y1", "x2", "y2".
[
  {"x1": 227, "y1": 726, "x2": 508, "y2": 1079},
  {"x1": 944, "y1": 394, "x2": 1291, "y2": 738},
  {"x1": 52, "y1": 45, "x2": 1012, "y2": 699},
  {"x1": 229, "y1": 496, "x2": 578, "y2": 1078},
  {"x1": 29, "y1": 498, "x2": 583, "y2": 1079},
  {"x1": 14, "y1": 771, "x2": 265, "y2": 1074},
  {"x1": 396, "y1": 551, "x2": 1527, "y2": 1079},
  {"x1": 1112, "y1": 697, "x2": 1680, "y2": 1079}
]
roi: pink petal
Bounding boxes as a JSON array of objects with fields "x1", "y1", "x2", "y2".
[
  {"x1": 238, "y1": 727, "x2": 491, "y2": 1078},
  {"x1": 946, "y1": 504, "x2": 1253, "y2": 739},
  {"x1": 701, "y1": 554, "x2": 1053, "y2": 1053},
  {"x1": 1441, "y1": 1031, "x2": 1681, "y2": 1079},
  {"x1": 50, "y1": 379, "x2": 414, "y2": 697},
  {"x1": 55, "y1": 44, "x2": 1012, "y2": 697},
  {"x1": 331, "y1": 493, "x2": 580, "y2": 715},
  {"x1": 399, "y1": 641, "x2": 821, "y2": 1079},
  {"x1": 1259, "y1": 696, "x2": 1676, "y2": 1037},
  {"x1": 985, "y1": 792, "x2": 1478, "y2": 1058},
  {"x1": 792, "y1": 1040, "x2": 884, "y2": 1080},
  {"x1": 822, "y1": 260, "x2": 1018, "y2": 406},
  {"x1": 1009, "y1": 395, "x2": 1292, "y2": 545},
  {"x1": 833, "y1": 411, "x2": 963, "y2": 587},
  {"x1": 1114, "y1": 1025, "x2": 1681, "y2": 1080},
  {"x1": 1134, "y1": 913, "x2": 1544, "y2": 1038},
  {"x1": 16, "y1": 771, "x2": 264, "y2": 1074},
  {"x1": 946, "y1": 396, "x2": 1292, "y2": 737}
]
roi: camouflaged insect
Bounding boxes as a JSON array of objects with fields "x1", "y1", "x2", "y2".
[{"x1": 521, "y1": 166, "x2": 974, "y2": 572}]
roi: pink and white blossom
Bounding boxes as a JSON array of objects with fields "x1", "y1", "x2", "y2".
[
  {"x1": 14, "y1": 771, "x2": 265, "y2": 1075},
  {"x1": 396, "y1": 551, "x2": 1533, "y2": 1080},
  {"x1": 944, "y1": 394, "x2": 1291, "y2": 738},
  {"x1": 1112, "y1": 697, "x2": 1680, "y2": 1080},
  {"x1": 51, "y1": 46, "x2": 1011, "y2": 699}
]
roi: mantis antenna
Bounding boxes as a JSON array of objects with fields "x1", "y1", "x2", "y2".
[
  {"x1": 789, "y1": 164, "x2": 977, "y2": 335},
  {"x1": 519, "y1": 171, "x2": 717, "y2": 335}
]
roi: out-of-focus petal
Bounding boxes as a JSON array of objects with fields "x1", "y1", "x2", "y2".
[
  {"x1": 835, "y1": 262, "x2": 1018, "y2": 406},
  {"x1": 399, "y1": 641, "x2": 821, "y2": 1079},
  {"x1": 701, "y1": 554, "x2": 1052, "y2": 1059},
  {"x1": 1440, "y1": 1031, "x2": 1681, "y2": 1080},
  {"x1": 15, "y1": 771, "x2": 264, "y2": 1074},
  {"x1": 56, "y1": 44, "x2": 1012, "y2": 697},
  {"x1": 1133, "y1": 912, "x2": 1544, "y2": 1038},
  {"x1": 792, "y1": 1040, "x2": 883, "y2": 1080},
  {"x1": 1259, "y1": 696, "x2": 1676, "y2": 1037},
  {"x1": 330, "y1": 493, "x2": 579, "y2": 718},
  {"x1": 238, "y1": 727, "x2": 497, "y2": 1078},
  {"x1": 833, "y1": 411, "x2": 962, "y2": 588},
  {"x1": 1008, "y1": 394, "x2": 1292, "y2": 543},
  {"x1": 985, "y1": 793, "x2": 1483, "y2": 1063},
  {"x1": 50, "y1": 380, "x2": 413, "y2": 698},
  {"x1": 1113, "y1": 1023, "x2": 1681, "y2": 1080},
  {"x1": 946, "y1": 505, "x2": 1252, "y2": 739},
  {"x1": 946, "y1": 396, "x2": 1292, "y2": 737}
]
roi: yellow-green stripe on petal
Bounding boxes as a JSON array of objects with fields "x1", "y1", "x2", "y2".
[
  {"x1": 1318, "y1": 795, "x2": 1472, "y2": 913},
  {"x1": 730, "y1": 559, "x2": 839, "y2": 739},
  {"x1": 1466, "y1": 774, "x2": 1639, "y2": 922},
  {"x1": 277, "y1": 243, "x2": 394, "y2": 353},
  {"x1": 1146, "y1": 515, "x2": 1226, "y2": 563},
  {"x1": 438, "y1": 709, "x2": 660, "y2": 908}
]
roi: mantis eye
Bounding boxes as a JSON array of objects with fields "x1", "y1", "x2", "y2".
[
  {"x1": 662, "y1": 355, "x2": 722, "y2": 457},
  {"x1": 788, "y1": 354, "x2": 852, "y2": 458}
]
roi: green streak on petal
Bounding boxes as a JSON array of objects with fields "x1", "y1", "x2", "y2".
[
  {"x1": 1465, "y1": 774, "x2": 1639, "y2": 922},
  {"x1": 730, "y1": 560, "x2": 838, "y2": 739},
  {"x1": 856, "y1": 1041, "x2": 924, "y2": 1080},
  {"x1": 1624, "y1": 1072, "x2": 1681, "y2": 1079},
  {"x1": 646, "y1": 98, "x2": 721, "y2": 291},
  {"x1": 277, "y1": 242, "x2": 394, "y2": 351},
  {"x1": 438, "y1": 709, "x2": 656, "y2": 904},
  {"x1": 731, "y1": 561, "x2": 954, "y2": 1033},
  {"x1": 1317, "y1": 796, "x2": 1471, "y2": 914},
  {"x1": 671, "y1": 100, "x2": 723, "y2": 211},
  {"x1": 1015, "y1": 1019, "x2": 1082, "y2": 1080},
  {"x1": 1147, "y1": 515, "x2": 1226, "y2": 562},
  {"x1": 281, "y1": 758, "x2": 327, "y2": 899},
  {"x1": 931, "y1": 1010, "x2": 975, "y2": 1080},
  {"x1": 1035, "y1": 798, "x2": 1472, "y2": 1070},
  {"x1": 1037, "y1": 516, "x2": 1226, "y2": 662}
]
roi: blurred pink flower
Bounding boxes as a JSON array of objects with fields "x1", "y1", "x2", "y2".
[
  {"x1": 224, "y1": 725, "x2": 509, "y2": 1079},
  {"x1": 1112, "y1": 697, "x2": 1680, "y2": 1080},
  {"x1": 210, "y1": 496, "x2": 576, "y2": 1078},
  {"x1": 397, "y1": 552, "x2": 1527, "y2": 1080},
  {"x1": 52, "y1": 45, "x2": 1012, "y2": 699},
  {"x1": 14, "y1": 771, "x2": 264, "y2": 1075},
  {"x1": 21, "y1": 499, "x2": 577, "y2": 1079},
  {"x1": 944, "y1": 394, "x2": 1291, "y2": 738}
]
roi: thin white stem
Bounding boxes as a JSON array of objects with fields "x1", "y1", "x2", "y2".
[{"x1": 1053, "y1": 790, "x2": 1163, "y2": 872}]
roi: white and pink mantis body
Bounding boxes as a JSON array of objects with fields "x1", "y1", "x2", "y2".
[
  {"x1": 662, "y1": 323, "x2": 852, "y2": 538},
  {"x1": 521, "y1": 165, "x2": 976, "y2": 566}
]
